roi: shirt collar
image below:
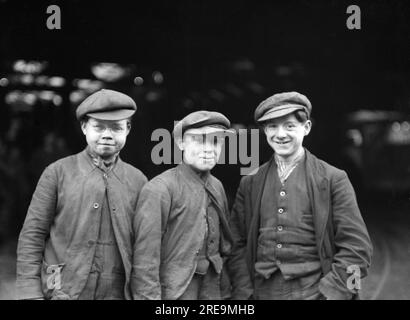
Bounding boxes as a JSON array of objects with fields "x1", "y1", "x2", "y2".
[
  {"x1": 274, "y1": 147, "x2": 305, "y2": 169},
  {"x1": 86, "y1": 146, "x2": 119, "y2": 173}
]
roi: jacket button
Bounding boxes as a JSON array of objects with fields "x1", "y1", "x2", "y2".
[
  {"x1": 276, "y1": 243, "x2": 282, "y2": 249},
  {"x1": 93, "y1": 203, "x2": 99, "y2": 209},
  {"x1": 280, "y1": 191, "x2": 286, "y2": 197},
  {"x1": 278, "y1": 208, "x2": 284, "y2": 214},
  {"x1": 277, "y1": 226, "x2": 283, "y2": 232}
]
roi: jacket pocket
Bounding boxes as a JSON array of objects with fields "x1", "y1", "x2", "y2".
[
  {"x1": 256, "y1": 227, "x2": 276, "y2": 262},
  {"x1": 41, "y1": 260, "x2": 69, "y2": 300}
]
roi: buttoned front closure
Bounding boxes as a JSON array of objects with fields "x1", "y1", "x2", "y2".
[
  {"x1": 133, "y1": 162, "x2": 232, "y2": 300},
  {"x1": 16, "y1": 148, "x2": 148, "y2": 300},
  {"x1": 256, "y1": 157, "x2": 321, "y2": 280}
]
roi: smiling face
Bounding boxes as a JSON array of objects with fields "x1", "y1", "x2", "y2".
[
  {"x1": 263, "y1": 112, "x2": 311, "y2": 161},
  {"x1": 177, "y1": 128, "x2": 225, "y2": 172},
  {"x1": 81, "y1": 117, "x2": 130, "y2": 159}
]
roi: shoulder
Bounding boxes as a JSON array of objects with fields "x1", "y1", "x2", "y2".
[
  {"x1": 239, "y1": 158, "x2": 272, "y2": 187},
  {"x1": 120, "y1": 160, "x2": 148, "y2": 184},
  {"x1": 143, "y1": 167, "x2": 177, "y2": 193},
  {"x1": 42, "y1": 153, "x2": 78, "y2": 175},
  {"x1": 308, "y1": 152, "x2": 348, "y2": 181}
]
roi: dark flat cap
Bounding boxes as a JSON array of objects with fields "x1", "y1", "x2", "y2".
[
  {"x1": 76, "y1": 89, "x2": 137, "y2": 121},
  {"x1": 254, "y1": 91, "x2": 312, "y2": 123},
  {"x1": 173, "y1": 110, "x2": 232, "y2": 139}
]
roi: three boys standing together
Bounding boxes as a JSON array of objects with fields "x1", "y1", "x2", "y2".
[{"x1": 16, "y1": 89, "x2": 372, "y2": 300}]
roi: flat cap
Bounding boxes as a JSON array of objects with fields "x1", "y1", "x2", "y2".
[
  {"x1": 173, "y1": 110, "x2": 232, "y2": 139},
  {"x1": 254, "y1": 91, "x2": 312, "y2": 123},
  {"x1": 76, "y1": 89, "x2": 137, "y2": 121}
]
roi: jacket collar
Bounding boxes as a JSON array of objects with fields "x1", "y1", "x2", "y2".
[
  {"x1": 178, "y1": 161, "x2": 211, "y2": 187},
  {"x1": 78, "y1": 148, "x2": 126, "y2": 184}
]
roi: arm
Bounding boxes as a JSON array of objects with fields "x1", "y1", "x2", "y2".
[
  {"x1": 226, "y1": 177, "x2": 254, "y2": 299},
  {"x1": 319, "y1": 171, "x2": 373, "y2": 300},
  {"x1": 131, "y1": 179, "x2": 171, "y2": 300},
  {"x1": 16, "y1": 164, "x2": 58, "y2": 300}
]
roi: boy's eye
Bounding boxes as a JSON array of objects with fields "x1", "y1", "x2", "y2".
[
  {"x1": 95, "y1": 125, "x2": 105, "y2": 131},
  {"x1": 112, "y1": 126, "x2": 124, "y2": 132}
]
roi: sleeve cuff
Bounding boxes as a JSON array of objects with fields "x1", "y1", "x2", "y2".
[{"x1": 16, "y1": 280, "x2": 44, "y2": 300}]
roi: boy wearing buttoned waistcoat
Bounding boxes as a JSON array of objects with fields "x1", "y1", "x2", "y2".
[{"x1": 228, "y1": 92, "x2": 373, "y2": 300}]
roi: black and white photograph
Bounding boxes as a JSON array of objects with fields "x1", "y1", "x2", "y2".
[{"x1": 0, "y1": 0, "x2": 409, "y2": 305}]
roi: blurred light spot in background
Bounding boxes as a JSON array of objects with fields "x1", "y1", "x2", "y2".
[
  {"x1": 145, "y1": 90, "x2": 162, "y2": 102},
  {"x1": 152, "y1": 71, "x2": 164, "y2": 85},
  {"x1": 134, "y1": 76, "x2": 144, "y2": 86},
  {"x1": 35, "y1": 75, "x2": 48, "y2": 86},
  {"x1": 74, "y1": 79, "x2": 103, "y2": 92},
  {"x1": 52, "y1": 95, "x2": 63, "y2": 106},
  {"x1": 70, "y1": 90, "x2": 87, "y2": 104},
  {"x1": 92, "y1": 62, "x2": 128, "y2": 82},
  {"x1": 48, "y1": 76, "x2": 66, "y2": 87},
  {"x1": 20, "y1": 74, "x2": 34, "y2": 85},
  {"x1": 0, "y1": 77, "x2": 9, "y2": 87},
  {"x1": 12, "y1": 60, "x2": 48, "y2": 74},
  {"x1": 392, "y1": 121, "x2": 401, "y2": 132},
  {"x1": 346, "y1": 129, "x2": 363, "y2": 146}
]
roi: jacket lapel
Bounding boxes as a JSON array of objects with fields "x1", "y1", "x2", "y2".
[
  {"x1": 205, "y1": 182, "x2": 234, "y2": 247},
  {"x1": 305, "y1": 150, "x2": 332, "y2": 259},
  {"x1": 247, "y1": 157, "x2": 275, "y2": 273}
]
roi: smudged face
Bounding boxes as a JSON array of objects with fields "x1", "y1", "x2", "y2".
[
  {"x1": 178, "y1": 129, "x2": 225, "y2": 172},
  {"x1": 81, "y1": 117, "x2": 130, "y2": 159},
  {"x1": 263, "y1": 113, "x2": 311, "y2": 161}
]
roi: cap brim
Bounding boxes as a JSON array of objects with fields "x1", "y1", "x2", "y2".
[
  {"x1": 184, "y1": 127, "x2": 235, "y2": 135},
  {"x1": 87, "y1": 109, "x2": 135, "y2": 121},
  {"x1": 257, "y1": 105, "x2": 304, "y2": 122}
]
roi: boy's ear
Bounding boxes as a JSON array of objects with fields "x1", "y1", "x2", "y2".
[
  {"x1": 176, "y1": 137, "x2": 184, "y2": 151},
  {"x1": 81, "y1": 121, "x2": 87, "y2": 135},
  {"x1": 125, "y1": 124, "x2": 131, "y2": 136},
  {"x1": 304, "y1": 120, "x2": 312, "y2": 136}
]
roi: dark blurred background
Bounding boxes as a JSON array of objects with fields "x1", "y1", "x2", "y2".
[{"x1": 0, "y1": 0, "x2": 410, "y2": 299}]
